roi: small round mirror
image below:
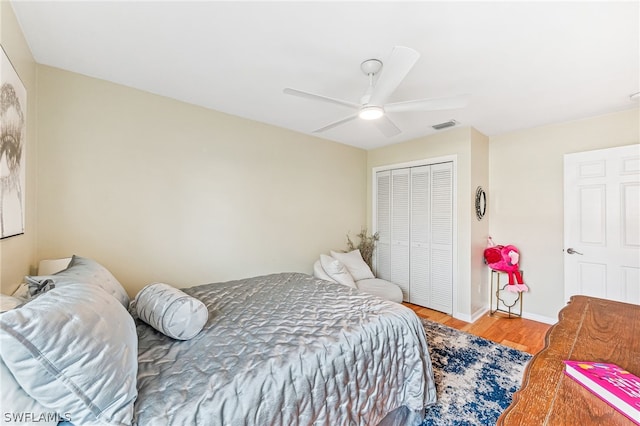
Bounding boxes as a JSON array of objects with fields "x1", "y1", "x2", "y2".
[{"x1": 475, "y1": 186, "x2": 486, "y2": 220}]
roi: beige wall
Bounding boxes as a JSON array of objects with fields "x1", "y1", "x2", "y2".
[
  {"x1": 3, "y1": 3, "x2": 637, "y2": 322},
  {"x1": 367, "y1": 126, "x2": 483, "y2": 319},
  {"x1": 366, "y1": 112, "x2": 640, "y2": 322},
  {"x1": 469, "y1": 128, "x2": 490, "y2": 317},
  {"x1": 489, "y1": 109, "x2": 640, "y2": 320},
  {"x1": 0, "y1": 2, "x2": 38, "y2": 294},
  {"x1": 36, "y1": 66, "x2": 367, "y2": 296}
]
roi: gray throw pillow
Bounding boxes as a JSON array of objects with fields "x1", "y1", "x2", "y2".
[
  {"x1": 0, "y1": 358, "x2": 60, "y2": 425},
  {"x1": 0, "y1": 284, "x2": 138, "y2": 426},
  {"x1": 134, "y1": 282, "x2": 208, "y2": 340},
  {"x1": 25, "y1": 255, "x2": 130, "y2": 308}
]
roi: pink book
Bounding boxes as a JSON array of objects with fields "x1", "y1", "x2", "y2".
[{"x1": 563, "y1": 360, "x2": 640, "y2": 425}]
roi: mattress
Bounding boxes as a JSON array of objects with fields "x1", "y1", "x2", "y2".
[{"x1": 133, "y1": 272, "x2": 436, "y2": 425}]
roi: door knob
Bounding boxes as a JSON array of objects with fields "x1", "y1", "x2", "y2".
[{"x1": 566, "y1": 248, "x2": 583, "y2": 255}]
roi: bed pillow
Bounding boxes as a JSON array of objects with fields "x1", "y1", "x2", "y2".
[
  {"x1": 319, "y1": 254, "x2": 356, "y2": 288},
  {"x1": 0, "y1": 294, "x2": 25, "y2": 313},
  {"x1": 37, "y1": 257, "x2": 72, "y2": 276},
  {"x1": 330, "y1": 249, "x2": 375, "y2": 282},
  {"x1": 0, "y1": 358, "x2": 60, "y2": 425},
  {"x1": 134, "y1": 283, "x2": 208, "y2": 340},
  {"x1": 312, "y1": 260, "x2": 337, "y2": 283},
  {"x1": 11, "y1": 282, "x2": 30, "y2": 299},
  {"x1": 25, "y1": 255, "x2": 129, "y2": 308},
  {"x1": 0, "y1": 284, "x2": 138, "y2": 426}
]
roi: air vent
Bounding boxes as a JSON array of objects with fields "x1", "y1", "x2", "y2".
[{"x1": 432, "y1": 120, "x2": 457, "y2": 130}]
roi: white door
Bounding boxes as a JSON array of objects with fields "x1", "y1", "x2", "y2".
[
  {"x1": 375, "y1": 171, "x2": 391, "y2": 282},
  {"x1": 390, "y1": 168, "x2": 410, "y2": 300},
  {"x1": 375, "y1": 162, "x2": 453, "y2": 312},
  {"x1": 429, "y1": 162, "x2": 454, "y2": 313},
  {"x1": 564, "y1": 144, "x2": 640, "y2": 304},
  {"x1": 410, "y1": 166, "x2": 430, "y2": 306}
]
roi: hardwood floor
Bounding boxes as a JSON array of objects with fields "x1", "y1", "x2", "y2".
[{"x1": 403, "y1": 303, "x2": 552, "y2": 355}]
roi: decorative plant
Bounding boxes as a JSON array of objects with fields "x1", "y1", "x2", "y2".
[{"x1": 346, "y1": 227, "x2": 379, "y2": 270}]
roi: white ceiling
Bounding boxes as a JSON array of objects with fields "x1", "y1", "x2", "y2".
[{"x1": 10, "y1": 1, "x2": 640, "y2": 150}]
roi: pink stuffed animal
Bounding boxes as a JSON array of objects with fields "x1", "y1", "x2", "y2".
[{"x1": 483, "y1": 237, "x2": 528, "y2": 292}]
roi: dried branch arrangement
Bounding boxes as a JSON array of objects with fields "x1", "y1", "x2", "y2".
[{"x1": 346, "y1": 227, "x2": 380, "y2": 270}]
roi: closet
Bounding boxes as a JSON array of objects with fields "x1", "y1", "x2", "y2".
[{"x1": 374, "y1": 162, "x2": 453, "y2": 313}]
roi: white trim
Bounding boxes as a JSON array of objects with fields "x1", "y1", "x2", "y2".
[
  {"x1": 371, "y1": 154, "x2": 458, "y2": 174},
  {"x1": 372, "y1": 154, "x2": 458, "y2": 317},
  {"x1": 454, "y1": 313, "x2": 473, "y2": 323},
  {"x1": 468, "y1": 308, "x2": 557, "y2": 325},
  {"x1": 470, "y1": 305, "x2": 488, "y2": 323},
  {"x1": 521, "y1": 311, "x2": 557, "y2": 325},
  {"x1": 451, "y1": 159, "x2": 458, "y2": 320}
]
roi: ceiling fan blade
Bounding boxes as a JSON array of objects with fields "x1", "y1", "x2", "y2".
[
  {"x1": 283, "y1": 88, "x2": 360, "y2": 110},
  {"x1": 374, "y1": 115, "x2": 401, "y2": 137},
  {"x1": 385, "y1": 94, "x2": 469, "y2": 113},
  {"x1": 368, "y1": 46, "x2": 420, "y2": 106},
  {"x1": 312, "y1": 114, "x2": 359, "y2": 133}
]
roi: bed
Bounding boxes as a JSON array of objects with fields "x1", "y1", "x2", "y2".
[{"x1": 0, "y1": 257, "x2": 436, "y2": 426}]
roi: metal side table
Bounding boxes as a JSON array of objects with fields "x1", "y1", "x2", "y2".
[{"x1": 489, "y1": 270, "x2": 524, "y2": 318}]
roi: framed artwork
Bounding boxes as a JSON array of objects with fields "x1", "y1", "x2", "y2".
[{"x1": 0, "y1": 45, "x2": 27, "y2": 239}]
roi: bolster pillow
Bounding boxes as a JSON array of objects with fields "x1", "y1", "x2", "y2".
[{"x1": 135, "y1": 283, "x2": 208, "y2": 340}]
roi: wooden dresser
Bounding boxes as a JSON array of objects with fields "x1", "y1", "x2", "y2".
[{"x1": 498, "y1": 295, "x2": 640, "y2": 425}]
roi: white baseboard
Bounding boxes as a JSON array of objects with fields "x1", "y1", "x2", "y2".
[
  {"x1": 454, "y1": 308, "x2": 487, "y2": 324},
  {"x1": 521, "y1": 311, "x2": 557, "y2": 324},
  {"x1": 470, "y1": 308, "x2": 488, "y2": 323},
  {"x1": 455, "y1": 305, "x2": 557, "y2": 325},
  {"x1": 453, "y1": 312, "x2": 473, "y2": 323}
]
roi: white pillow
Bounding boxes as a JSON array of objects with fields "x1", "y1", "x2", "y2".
[
  {"x1": 0, "y1": 284, "x2": 138, "y2": 426},
  {"x1": 319, "y1": 254, "x2": 356, "y2": 288},
  {"x1": 330, "y1": 249, "x2": 375, "y2": 282},
  {"x1": 11, "y1": 282, "x2": 30, "y2": 299},
  {"x1": 135, "y1": 283, "x2": 208, "y2": 340},
  {"x1": 25, "y1": 255, "x2": 130, "y2": 308},
  {"x1": 0, "y1": 294, "x2": 25, "y2": 313},
  {"x1": 313, "y1": 260, "x2": 337, "y2": 283},
  {"x1": 37, "y1": 257, "x2": 72, "y2": 275}
]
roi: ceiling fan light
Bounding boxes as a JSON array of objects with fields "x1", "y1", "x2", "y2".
[{"x1": 359, "y1": 106, "x2": 384, "y2": 120}]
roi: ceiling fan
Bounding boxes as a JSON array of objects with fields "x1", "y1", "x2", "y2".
[{"x1": 283, "y1": 46, "x2": 468, "y2": 137}]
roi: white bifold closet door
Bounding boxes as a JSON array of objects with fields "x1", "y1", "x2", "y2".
[
  {"x1": 391, "y1": 168, "x2": 410, "y2": 299},
  {"x1": 375, "y1": 162, "x2": 453, "y2": 313},
  {"x1": 409, "y1": 166, "x2": 430, "y2": 307}
]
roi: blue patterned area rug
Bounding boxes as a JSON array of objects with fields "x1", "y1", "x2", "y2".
[{"x1": 420, "y1": 319, "x2": 532, "y2": 426}]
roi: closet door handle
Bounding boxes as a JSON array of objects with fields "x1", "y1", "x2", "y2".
[{"x1": 566, "y1": 248, "x2": 583, "y2": 255}]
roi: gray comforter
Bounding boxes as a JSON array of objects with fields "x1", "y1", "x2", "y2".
[{"x1": 133, "y1": 273, "x2": 436, "y2": 425}]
